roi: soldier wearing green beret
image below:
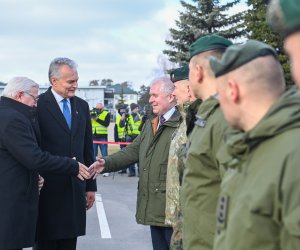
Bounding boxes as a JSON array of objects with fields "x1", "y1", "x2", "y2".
[
  {"x1": 210, "y1": 39, "x2": 300, "y2": 250},
  {"x1": 166, "y1": 65, "x2": 198, "y2": 250},
  {"x1": 268, "y1": 0, "x2": 300, "y2": 86},
  {"x1": 181, "y1": 34, "x2": 232, "y2": 250}
]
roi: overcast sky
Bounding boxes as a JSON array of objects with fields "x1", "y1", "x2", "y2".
[{"x1": 0, "y1": 0, "x2": 246, "y2": 90}]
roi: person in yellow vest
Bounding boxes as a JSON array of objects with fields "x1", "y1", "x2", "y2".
[
  {"x1": 114, "y1": 104, "x2": 128, "y2": 174},
  {"x1": 126, "y1": 103, "x2": 141, "y2": 176},
  {"x1": 128, "y1": 103, "x2": 141, "y2": 137},
  {"x1": 91, "y1": 103, "x2": 110, "y2": 174},
  {"x1": 114, "y1": 104, "x2": 127, "y2": 143}
]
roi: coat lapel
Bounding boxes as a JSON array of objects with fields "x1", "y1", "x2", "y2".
[
  {"x1": 70, "y1": 97, "x2": 79, "y2": 136},
  {"x1": 44, "y1": 89, "x2": 71, "y2": 134}
]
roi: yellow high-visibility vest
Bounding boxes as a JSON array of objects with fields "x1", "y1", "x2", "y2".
[
  {"x1": 91, "y1": 111, "x2": 109, "y2": 135},
  {"x1": 116, "y1": 114, "x2": 125, "y2": 139},
  {"x1": 127, "y1": 114, "x2": 141, "y2": 135}
]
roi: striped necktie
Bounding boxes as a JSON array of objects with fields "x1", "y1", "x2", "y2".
[{"x1": 159, "y1": 115, "x2": 166, "y2": 125}]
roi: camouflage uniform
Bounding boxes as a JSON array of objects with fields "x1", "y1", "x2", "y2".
[
  {"x1": 166, "y1": 100, "x2": 201, "y2": 250},
  {"x1": 165, "y1": 105, "x2": 187, "y2": 250}
]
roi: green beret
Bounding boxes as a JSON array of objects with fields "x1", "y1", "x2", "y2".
[
  {"x1": 209, "y1": 40, "x2": 278, "y2": 78},
  {"x1": 170, "y1": 65, "x2": 189, "y2": 83},
  {"x1": 268, "y1": 0, "x2": 300, "y2": 37},
  {"x1": 189, "y1": 34, "x2": 232, "y2": 59}
]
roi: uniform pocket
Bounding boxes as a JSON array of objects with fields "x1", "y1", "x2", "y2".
[{"x1": 148, "y1": 182, "x2": 166, "y2": 219}]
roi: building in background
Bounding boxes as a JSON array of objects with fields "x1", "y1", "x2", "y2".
[
  {"x1": 109, "y1": 84, "x2": 138, "y2": 109},
  {"x1": 0, "y1": 85, "x2": 106, "y2": 111},
  {"x1": 0, "y1": 83, "x2": 138, "y2": 120}
]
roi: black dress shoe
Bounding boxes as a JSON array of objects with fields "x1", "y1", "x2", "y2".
[{"x1": 128, "y1": 173, "x2": 136, "y2": 177}]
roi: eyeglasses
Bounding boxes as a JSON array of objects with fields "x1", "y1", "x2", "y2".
[{"x1": 24, "y1": 91, "x2": 39, "y2": 103}]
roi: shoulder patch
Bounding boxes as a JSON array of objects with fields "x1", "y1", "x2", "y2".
[{"x1": 195, "y1": 115, "x2": 206, "y2": 127}]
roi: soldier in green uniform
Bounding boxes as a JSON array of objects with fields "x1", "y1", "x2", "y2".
[
  {"x1": 165, "y1": 65, "x2": 197, "y2": 250},
  {"x1": 209, "y1": 40, "x2": 300, "y2": 250},
  {"x1": 181, "y1": 35, "x2": 232, "y2": 250},
  {"x1": 268, "y1": 0, "x2": 300, "y2": 86}
]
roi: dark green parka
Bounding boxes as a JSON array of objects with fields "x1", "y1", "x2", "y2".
[
  {"x1": 182, "y1": 96, "x2": 229, "y2": 250},
  {"x1": 215, "y1": 88, "x2": 300, "y2": 250},
  {"x1": 104, "y1": 110, "x2": 181, "y2": 226}
]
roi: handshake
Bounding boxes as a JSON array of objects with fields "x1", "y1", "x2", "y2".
[{"x1": 77, "y1": 157, "x2": 106, "y2": 180}]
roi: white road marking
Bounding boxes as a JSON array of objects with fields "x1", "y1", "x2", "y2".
[{"x1": 95, "y1": 193, "x2": 112, "y2": 238}]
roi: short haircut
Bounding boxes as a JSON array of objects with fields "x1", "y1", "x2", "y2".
[
  {"x1": 2, "y1": 77, "x2": 39, "y2": 98},
  {"x1": 150, "y1": 76, "x2": 174, "y2": 95},
  {"x1": 48, "y1": 57, "x2": 77, "y2": 84},
  {"x1": 191, "y1": 49, "x2": 226, "y2": 77}
]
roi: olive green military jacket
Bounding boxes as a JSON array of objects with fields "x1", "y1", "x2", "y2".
[
  {"x1": 214, "y1": 88, "x2": 300, "y2": 250},
  {"x1": 182, "y1": 96, "x2": 229, "y2": 250},
  {"x1": 104, "y1": 109, "x2": 181, "y2": 226}
]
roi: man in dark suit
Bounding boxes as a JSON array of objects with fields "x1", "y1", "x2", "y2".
[
  {"x1": 35, "y1": 58, "x2": 97, "y2": 250},
  {"x1": 0, "y1": 77, "x2": 90, "y2": 250}
]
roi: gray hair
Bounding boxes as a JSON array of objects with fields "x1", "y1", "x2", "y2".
[
  {"x1": 2, "y1": 77, "x2": 39, "y2": 98},
  {"x1": 267, "y1": 0, "x2": 285, "y2": 33},
  {"x1": 150, "y1": 76, "x2": 174, "y2": 95},
  {"x1": 48, "y1": 57, "x2": 77, "y2": 83}
]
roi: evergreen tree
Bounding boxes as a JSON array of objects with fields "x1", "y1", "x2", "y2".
[
  {"x1": 100, "y1": 78, "x2": 113, "y2": 86},
  {"x1": 245, "y1": 0, "x2": 292, "y2": 86},
  {"x1": 164, "y1": 0, "x2": 246, "y2": 64},
  {"x1": 89, "y1": 80, "x2": 99, "y2": 86},
  {"x1": 137, "y1": 85, "x2": 150, "y2": 111},
  {"x1": 115, "y1": 86, "x2": 126, "y2": 110}
]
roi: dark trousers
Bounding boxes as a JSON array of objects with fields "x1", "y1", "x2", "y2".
[
  {"x1": 150, "y1": 226, "x2": 173, "y2": 250},
  {"x1": 34, "y1": 238, "x2": 77, "y2": 250}
]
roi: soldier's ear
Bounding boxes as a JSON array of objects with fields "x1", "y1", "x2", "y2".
[
  {"x1": 195, "y1": 64, "x2": 204, "y2": 83},
  {"x1": 228, "y1": 80, "x2": 240, "y2": 103}
]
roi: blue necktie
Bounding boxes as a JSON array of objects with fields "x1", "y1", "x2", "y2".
[
  {"x1": 159, "y1": 115, "x2": 166, "y2": 125},
  {"x1": 62, "y1": 99, "x2": 71, "y2": 129}
]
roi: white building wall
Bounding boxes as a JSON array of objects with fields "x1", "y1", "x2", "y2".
[{"x1": 114, "y1": 93, "x2": 138, "y2": 108}]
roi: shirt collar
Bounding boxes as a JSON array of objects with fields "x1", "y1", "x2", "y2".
[
  {"x1": 161, "y1": 106, "x2": 176, "y2": 122},
  {"x1": 51, "y1": 88, "x2": 70, "y2": 104}
]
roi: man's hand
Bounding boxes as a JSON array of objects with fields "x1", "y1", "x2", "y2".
[
  {"x1": 77, "y1": 162, "x2": 91, "y2": 181},
  {"x1": 38, "y1": 175, "x2": 44, "y2": 194},
  {"x1": 89, "y1": 157, "x2": 106, "y2": 179},
  {"x1": 121, "y1": 113, "x2": 126, "y2": 120},
  {"x1": 86, "y1": 191, "x2": 95, "y2": 210}
]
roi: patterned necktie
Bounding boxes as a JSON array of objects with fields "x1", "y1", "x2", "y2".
[
  {"x1": 159, "y1": 115, "x2": 166, "y2": 126},
  {"x1": 62, "y1": 99, "x2": 71, "y2": 129}
]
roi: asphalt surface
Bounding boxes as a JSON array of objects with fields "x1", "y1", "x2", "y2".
[
  {"x1": 78, "y1": 172, "x2": 153, "y2": 250},
  {"x1": 25, "y1": 172, "x2": 153, "y2": 250},
  {"x1": 25, "y1": 123, "x2": 153, "y2": 250}
]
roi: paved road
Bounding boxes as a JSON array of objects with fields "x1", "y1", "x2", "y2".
[
  {"x1": 78, "y1": 173, "x2": 152, "y2": 250},
  {"x1": 25, "y1": 123, "x2": 153, "y2": 249},
  {"x1": 26, "y1": 173, "x2": 152, "y2": 250}
]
